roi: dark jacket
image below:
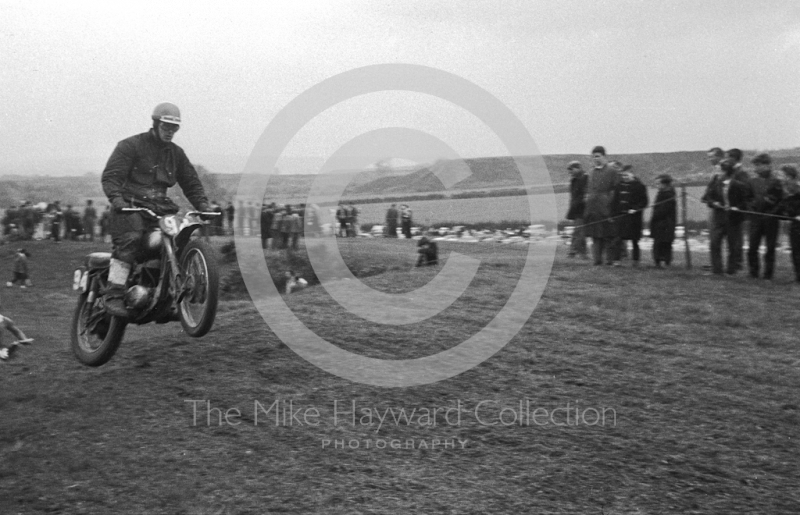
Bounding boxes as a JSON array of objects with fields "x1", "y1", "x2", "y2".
[
  {"x1": 386, "y1": 207, "x2": 399, "y2": 226},
  {"x1": 701, "y1": 169, "x2": 752, "y2": 225},
  {"x1": 566, "y1": 172, "x2": 588, "y2": 220},
  {"x1": 102, "y1": 129, "x2": 208, "y2": 214},
  {"x1": 261, "y1": 208, "x2": 274, "y2": 238},
  {"x1": 748, "y1": 172, "x2": 783, "y2": 216},
  {"x1": 583, "y1": 165, "x2": 619, "y2": 238},
  {"x1": 612, "y1": 177, "x2": 648, "y2": 240},
  {"x1": 780, "y1": 189, "x2": 800, "y2": 220},
  {"x1": 650, "y1": 187, "x2": 677, "y2": 242}
]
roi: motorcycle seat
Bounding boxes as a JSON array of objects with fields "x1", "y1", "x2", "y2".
[{"x1": 86, "y1": 252, "x2": 112, "y2": 269}]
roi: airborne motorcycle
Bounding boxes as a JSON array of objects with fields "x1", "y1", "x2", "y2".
[{"x1": 71, "y1": 208, "x2": 220, "y2": 366}]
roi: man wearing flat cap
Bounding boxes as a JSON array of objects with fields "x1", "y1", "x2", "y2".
[
  {"x1": 747, "y1": 153, "x2": 782, "y2": 279},
  {"x1": 566, "y1": 160, "x2": 588, "y2": 259},
  {"x1": 583, "y1": 146, "x2": 619, "y2": 265}
]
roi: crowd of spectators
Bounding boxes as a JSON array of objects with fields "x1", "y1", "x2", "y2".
[{"x1": 566, "y1": 145, "x2": 800, "y2": 279}]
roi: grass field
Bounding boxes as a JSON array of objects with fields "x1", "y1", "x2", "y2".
[{"x1": 1, "y1": 237, "x2": 799, "y2": 514}]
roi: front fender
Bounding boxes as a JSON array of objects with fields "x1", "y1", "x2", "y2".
[{"x1": 175, "y1": 222, "x2": 205, "y2": 254}]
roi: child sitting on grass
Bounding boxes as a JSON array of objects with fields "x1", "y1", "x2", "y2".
[
  {"x1": 0, "y1": 314, "x2": 33, "y2": 361},
  {"x1": 6, "y1": 248, "x2": 32, "y2": 289}
]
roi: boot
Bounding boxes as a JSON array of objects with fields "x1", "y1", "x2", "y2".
[
  {"x1": 103, "y1": 284, "x2": 129, "y2": 318},
  {"x1": 103, "y1": 258, "x2": 131, "y2": 318}
]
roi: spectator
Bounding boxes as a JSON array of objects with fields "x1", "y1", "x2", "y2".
[
  {"x1": 348, "y1": 204, "x2": 360, "y2": 237},
  {"x1": 401, "y1": 204, "x2": 413, "y2": 238},
  {"x1": 20, "y1": 201, "x2": 35, "y2": 240},
  {"x1": 99, "y1": 205, "x2": 111, "y2": 243},
  {"x1": 701, "y1": 157, "x2": 752, "y2": 275},
  {"x1": 336, "y1": 204, "x2": 348, "y2": 237},
  {"x1": 747, "y1": 153, "x2": 783, "y2": 280},
  {"x1": 650, "y1": 174, "x2": 677, "y2": 268},
  {"x1": 64, "y1": 204, "x2": 81, "y2": 240},
  {"x1": 611, "y1": 164, "x2": 648, "y2": 266},
  {"x1": 6, "y1": 247, "x2": 31, "y2": 288},
  {"x1": 288, "y1": 206, "x2": 303, "y2": 251},
  {"x1": 305, "y1": 204, "x2": 321, "y2": 237},
  {"x1": 261, "y1": 202, "x2": 274, "y2": 250},
  {"x1": 583, "y1": 146, "x2": 619, "y2": 266},
  {"x1": 225, "y1": 202, "x2": 235, "y2": 235},
  {"x1": 386, "y1": 204, "x2": 399, "y2": 238},
  {"x1": 280, "y1": 205, "x2": 293, "y2": 249},
  {"x1": 210, "y1": 200, "x2": 223, "y2": 236},
  {"x1": 49, "y1": 201, "x2": 63, "y2": 242},
  {"x1": 2, "y1": 205, "x2": 18, "y2": 237},
  {"x1": 725, "y1": 148, "x2": 751, "y2": 271},
  {"x1": 779, "y1": 164, "x2": 800, "y2": 282},
  {"x1": 566, "y1": 160, "x2": 588, "y2": 259},
  {"x1": 706, "y1": 147, "x2": 725, "y2": 177},
  {"x1": 416, "y1": 230, "x2": 438, "y2": 267},
  {"x1": 82, "y1": 199, "x2": 97, "y2": 242},
  {"x1": 271, "y1": 206, "x2": 285, "y2": 250}
]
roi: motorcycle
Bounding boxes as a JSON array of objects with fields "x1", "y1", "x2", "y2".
[{"x1": 70, "y1": 207, "x2": 220, "y2": 366}]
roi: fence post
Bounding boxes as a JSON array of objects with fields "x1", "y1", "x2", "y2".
[{"x1": 681, "y1": 183, "x2": 692, "y2": 269}]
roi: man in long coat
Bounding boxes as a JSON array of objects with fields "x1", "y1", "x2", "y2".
[{"x1": 583, "y1": 146, "x2": 619, "y2": 265}]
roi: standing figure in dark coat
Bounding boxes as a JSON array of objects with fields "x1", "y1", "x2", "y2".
[
  {"x1": 49, "y1": 202, "x2": 63, "y2": 242},
  {"x1": 20, "y1": 202, "x2": 35, "y2": 240},
  {"x1": 778, "y1": 165, "x2": 800, "y2": 282},
  {"x1": 385, "y1": 204, "x2": 399, "y2": 238},
  {"x1": 747, "y1": 153, "x2": 783, "y2": 279},
  {"x1": 63, "y1": 205, "x2": 77, "y2": 241},
  {"x1": 566, "y1": 161, "x2": 588, "y2": 259},
  {"x1": 583, "y1": 146, "x2": 619, "y2": 265},
  {"x1": 336, "y1": 204, "x2": 348, "y2": 237},
  {"x1": 99, "y1": 205, "x2": 111, "y2": 243},
  {"x1": 611, "y1": 164, "x2": 648, "y2": 266},
  {"x1": 701, "y1": 157, "x2": 753, "y2": 275},
  {"x1": 400, "y1": 204, "x2": 413, "y2": 238},
  {"x1": 225, "y1": 202, "x2": 235, "y2": 235},
  {"x1": 82, "y1": 199, "x2": 97, "y2": 242},
  {"x1": 650, "y1": 174, "x2": 677, "y2": 268},
  {"x1": 260, "y1": 203, "x2": 274, "y2": 250}
]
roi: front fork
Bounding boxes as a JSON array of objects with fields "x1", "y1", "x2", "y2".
[{"x1": 163, "y1": 236, "x2": 184, "y2": 302}]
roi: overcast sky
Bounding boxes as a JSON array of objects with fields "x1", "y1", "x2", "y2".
[{"x1": 2, "y1": 0, "x2": 800, "y2": 175}]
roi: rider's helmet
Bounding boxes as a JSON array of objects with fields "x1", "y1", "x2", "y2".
[{"x1": 151, "y1": 102, "x2": 181, "y2": 126}]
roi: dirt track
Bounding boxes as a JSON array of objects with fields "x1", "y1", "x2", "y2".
[{"x1": 1, "y1": 238, "x2": 799, "y2": 514}]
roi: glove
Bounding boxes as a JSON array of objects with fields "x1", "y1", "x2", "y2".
[{"x1": 111, "y1": 197, "x2": 128, "y2": 212}]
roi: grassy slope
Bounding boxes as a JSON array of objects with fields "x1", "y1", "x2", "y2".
[{"x1": 0, "y1": 238, "x2": 798, "y2": 514}]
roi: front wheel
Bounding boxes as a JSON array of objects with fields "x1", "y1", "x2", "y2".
[
  {"x1": 178, "y1": 239, "x2": 219, "y2": 337},
  {"x1": 70, "y1": 292, "x2": 127, "y2": 366}
]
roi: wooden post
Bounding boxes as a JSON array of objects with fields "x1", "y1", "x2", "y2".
[{"x1": 681, "y1": 183, "x2": 692, "y2": 269}]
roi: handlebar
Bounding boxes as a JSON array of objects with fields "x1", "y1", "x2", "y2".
[{"x1": 122, "y1": 208, "x2": 221, "y2": 218}]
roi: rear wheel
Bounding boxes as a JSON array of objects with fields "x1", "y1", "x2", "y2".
[
  {"x1": 70, "y1": 291, "x2": 127, "y2": 366},
  {"x1": 178, "y1": 239, "x2": 219, "y2": 337}
]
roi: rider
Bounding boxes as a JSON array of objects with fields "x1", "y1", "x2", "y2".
[{"x1": 101, "y1": 102, "x2": 210, "y2": 317}]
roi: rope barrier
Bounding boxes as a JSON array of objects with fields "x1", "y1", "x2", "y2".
[
  {"x1": 685, "y1": 192, "x2": 796, "y2": 222},
  {"x1": 569, "y1": 194, "x2": 678, "y2": 231}
]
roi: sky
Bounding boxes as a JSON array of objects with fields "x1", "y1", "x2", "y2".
[{"x1": 2, "y1": 0, "x2": 800, "y2": 176}]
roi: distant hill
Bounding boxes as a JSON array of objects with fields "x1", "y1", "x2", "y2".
[{"x1": 5, "y1": 149, "x2": 800, "y2": 207}]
